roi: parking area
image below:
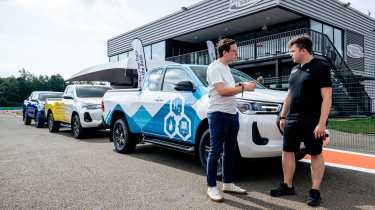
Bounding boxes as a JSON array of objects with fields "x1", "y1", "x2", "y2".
[{"x1": 0, "y1": 113, "x2": 375, "y2": 210}]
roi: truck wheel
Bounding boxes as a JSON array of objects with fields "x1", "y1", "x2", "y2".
[
  {"x1": 199, "y1": 128, "x2": 223, "y2": 178},
  {"x1": 295, "y1": 148, "x2": 307, "y2": 161},
  {"x1": 35, "y1": 111, "x2": 44, "y2": 128},
  {"x1": 47, "y1": 112, "x2": 60, "y2": 133},
  {"x1": 72, "y1": 114, "x2": 85, "y2": 139},
  {"x1": 23, "y1": 111, "x2": 31, "y2": 125},
  {"x1": 112, "y1": 118, "x2": 136, "y2": 154}
]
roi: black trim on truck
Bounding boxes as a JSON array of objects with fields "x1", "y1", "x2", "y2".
[
  {"x1": 143, "y1": 136, "x2": 195, "y2": 154},
  {"x1": 252, "y1": 121, "x2": 269, "y2": 145}
]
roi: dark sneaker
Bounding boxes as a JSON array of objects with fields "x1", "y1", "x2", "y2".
[
  {"x1": 270, "y1": 183, "x2": 295, "y2": 197},
  {"x1": 307, "y1": 189, "x2": 321, "y2": 207}
]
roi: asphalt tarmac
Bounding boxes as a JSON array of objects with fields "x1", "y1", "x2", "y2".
[{"x1": 1, "y1": 114, "x2": 374, "y2": 210}]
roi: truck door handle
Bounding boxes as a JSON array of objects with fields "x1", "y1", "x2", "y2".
[{"x1": 154, "y1": 98, "x2": 164, "y2": 102}]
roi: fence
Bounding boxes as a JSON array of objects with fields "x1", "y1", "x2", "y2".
[{"x1": 262, "y1": 74, "x2": 375, "y2": 154}]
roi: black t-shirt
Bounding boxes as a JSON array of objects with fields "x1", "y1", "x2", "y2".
[{"x1": 288, "y1": 58, "x2": 332, "y2": 118}]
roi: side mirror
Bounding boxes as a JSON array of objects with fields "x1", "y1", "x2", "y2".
[
  {"x1": 63, "y1": 95, "x2": 73, "y2": 100},
  {"x1": 174, "y1": 81, "x2": 196, "y2": 92}
]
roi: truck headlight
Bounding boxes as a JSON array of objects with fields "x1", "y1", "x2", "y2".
[
  {"x1": 81, "y1": 103, "x2": 101, "y2": 110},
  {"x1": 237, "y1": 100, "x2": 282, "y2": 115}
]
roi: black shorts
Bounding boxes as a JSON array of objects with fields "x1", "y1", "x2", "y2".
[{"x1": 283, "y1": 116, "x2": 323, "y2": 155}]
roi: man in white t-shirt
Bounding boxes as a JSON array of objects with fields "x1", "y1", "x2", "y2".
[{"x1": 206, "y1": 38, "x2": 256, "y2": 202}]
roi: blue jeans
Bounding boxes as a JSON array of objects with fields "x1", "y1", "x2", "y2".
[{"x1": 207, "y1": 111, "x2": 239, "y2": 187}]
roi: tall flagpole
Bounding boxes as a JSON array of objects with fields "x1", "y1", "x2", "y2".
[
  {"x1": 206, "y1": 40, "x2": 217, "y2": 63},
  {"x1": 132, "y1": 38, "x2": 147, "y2": 88}
]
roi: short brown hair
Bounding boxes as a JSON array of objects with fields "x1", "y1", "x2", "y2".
[
  {"x1": 288, "y1": 36, "x2": 313, "y2": 54},
  {"x1": 217, "y1": 38, "x2": 236, "y2": 57}
]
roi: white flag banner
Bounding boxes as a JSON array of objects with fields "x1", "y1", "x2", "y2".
[
  {"x1": 206, "y1": 40, "x2": 217, "y2": 63},
  {"x1": 132, "y1": 38, "x2": 147, "y2": 88}
]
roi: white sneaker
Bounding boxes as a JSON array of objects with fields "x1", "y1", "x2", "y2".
[
  {"x1": 222, "y1": 183, "x2": 247, "y2": 194},
  {"x1": 207, "y1": 187, "x2": 224, "y2": 202}
]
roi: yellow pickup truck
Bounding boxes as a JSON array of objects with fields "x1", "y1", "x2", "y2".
[{"x1": 45, "y1": 84, "x2": 111, "y2": 138}]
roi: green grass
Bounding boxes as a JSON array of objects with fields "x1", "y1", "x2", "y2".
[
  {"x1": 0, "y1": 107, "x2": 22, "y2": 110},
  {"x1": 328, "y1": 117, "x2": 375, "y2": 135}
]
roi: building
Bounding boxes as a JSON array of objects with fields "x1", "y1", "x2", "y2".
[{"x1": 105, "y1": 0, "x2": 375, "y2": 114}]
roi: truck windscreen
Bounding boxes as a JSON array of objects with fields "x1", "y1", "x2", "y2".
[
  {"x1": 189, "y1": 66, "x2": 265, "y2": 89},
  {"x1": 76, "y1": 87, "x2": 111, "y2": 98}
]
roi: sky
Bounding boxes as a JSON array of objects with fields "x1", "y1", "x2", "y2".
[{"x1": 0, "y1": 0, "x2": 374, "y2": 79}]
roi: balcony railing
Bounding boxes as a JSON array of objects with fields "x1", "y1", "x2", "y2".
[{"x1": 166, "y1": 28, "x2": 313, "y2": 64}]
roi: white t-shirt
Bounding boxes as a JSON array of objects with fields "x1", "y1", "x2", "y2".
[{"x1": 206, "y1": 60, "x2": 237, "y2": 114}]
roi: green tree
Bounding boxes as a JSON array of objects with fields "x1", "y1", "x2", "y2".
[
  {"x1": 0, "y1": 69, "x2": 65, "y2": 107},
  {"x1": 48, "y1": 74, "x2": 65, "y2": 91}
]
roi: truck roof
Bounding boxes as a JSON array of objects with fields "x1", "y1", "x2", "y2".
[
  {"x1": 66, "y1": 84, "x2": 111, "y2": 88},
  {"x1": 32, "y1": 91, "x2": 63, "y2": 94},
  {"x1": 149, "y1": 63, "x2": 208, "y2": 70}
]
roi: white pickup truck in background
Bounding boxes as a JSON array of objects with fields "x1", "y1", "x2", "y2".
[{"x1": 45, "y1": 84, "x2": 111, "y2": 139}]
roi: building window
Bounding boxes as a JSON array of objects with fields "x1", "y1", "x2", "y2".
[
  {"x1": 109, "y1": 55, "x2": 119, "y2": 62},
  {"x1": 323, "y1": 24, "x2": 334, "y2": 42},
  {"x1": 310, "y1": 20, "x2": 322, "y2": 33},
  {"x1": 334, "y1": 28, "x2": 343, "y2": 56},
  {"x1": 118, "y1": 52, "x2": 129, "y2": 61},
  {"x1": 129, "y1": 50, "x2": 135, "y2": 59},
  {"x1": 310, "y1": 19, "x2": 344, "y2": 57},
  {"x1": 144, "y1": 45, "x2": 152, "y2": 61},
  {"x1": 152, "y1": 41, "x2": 166, "y2": 61}
]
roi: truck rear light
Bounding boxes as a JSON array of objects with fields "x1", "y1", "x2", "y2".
[{"x1": 101, "y1": 100, "x2": 104, "y2": 112}]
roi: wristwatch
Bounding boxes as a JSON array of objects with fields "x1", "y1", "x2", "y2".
[{"x1": 280, "y1": 116, "x2": 286, "y2": 120}]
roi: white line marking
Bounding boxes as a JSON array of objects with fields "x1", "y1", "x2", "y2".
[
  {"x1": 300, "y1": 159, "x2": 375, "y2": 174},
  {"x1": 324, "y1": 148, "x2": 375, "y2": 158}
]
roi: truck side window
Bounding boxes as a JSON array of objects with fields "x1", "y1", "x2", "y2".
[
  {"x1": 64, "y1": 86, "x2": 74, "y2": 97},
  {"x1": 63, "y1": 87, "x2": 70, "y2": 96},
  {"x1": 30, "y1": 93, "x2": 36, "y2": 100},
  {"x1": 68, "y1": 87, "x2": 75, "y2": 97},
  {"x1": 143, "y1": 68, "x2": 163, "y2": 91},
  {"x1": 162, "y1": 68, "x2": 193, "y2": 92}
]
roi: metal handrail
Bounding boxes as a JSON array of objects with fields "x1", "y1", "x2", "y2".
[{"x1": 166, "y1": 28, "x2": 317, "y2": 64}]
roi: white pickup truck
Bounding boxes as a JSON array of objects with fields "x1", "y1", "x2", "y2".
[
  {"x1": 45, "y1": 84, "x2": 111, "y2": 139},
  {"x1": 102, "y1": 64, "x2": 306, "y2": 174}
]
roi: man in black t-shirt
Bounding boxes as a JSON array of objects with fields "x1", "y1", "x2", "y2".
[{"x1": 270, "y1": 36, "x2": 332, "y2": 207}]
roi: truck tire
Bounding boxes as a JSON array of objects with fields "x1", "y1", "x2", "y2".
[
  {"x1": 47, "y1": 112, "x2": 60, "y2": 133},
  {"x1": 23, "y1": 111, "x2": 31, "y2": 125},
  {"x1": 198, "y1": 128, "x2": 223, "y2": 178},
  {"x1": 71, "y1": 114, "x2": 85, "y2": 139},
  {"x1": 112, "y1": 118, "x2": 136, "y2": 154},
  {"x1": 35, "y1": 111, "x2": 44, "y2": 128}
]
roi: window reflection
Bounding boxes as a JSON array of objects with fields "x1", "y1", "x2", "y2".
[
  {"x1": 163, "y1": 68, "x2": 193, "y2": 92},
  {"x1": 152, "y1": 41, "x2": 166, "y2": 61}
]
